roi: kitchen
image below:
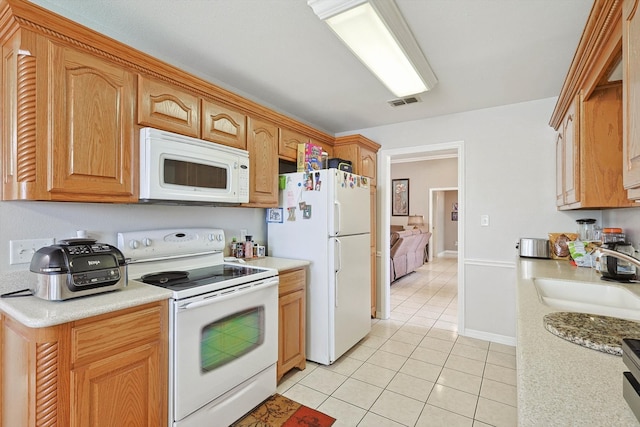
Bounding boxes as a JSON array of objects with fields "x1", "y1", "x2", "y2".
[{"x1": 1, "y1": 0, "x2": 640, "y2": 426}]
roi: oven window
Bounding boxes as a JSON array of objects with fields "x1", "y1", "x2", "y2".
[
  {"x1": 164, "y1": 159, "x2": 228, "y2": 189},
  {"x1": 200, "y1": 306, "x2": 265, "y2": 372}
]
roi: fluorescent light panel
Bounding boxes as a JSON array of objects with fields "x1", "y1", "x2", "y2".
[{"x1": 308, "y1": 0, "x2": 437, "y2": 97}]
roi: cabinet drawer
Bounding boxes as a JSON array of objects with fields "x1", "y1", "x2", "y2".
[
  {"x1": 279, "y1": 268, "x2": 305, "y2": 296},
  {"x1": 71, "y1": 304, "x2": 164, "y2": 366}
]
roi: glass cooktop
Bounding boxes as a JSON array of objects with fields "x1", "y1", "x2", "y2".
[{"x1": 140, "y1": 264, "x2": 268, "y2": 291}]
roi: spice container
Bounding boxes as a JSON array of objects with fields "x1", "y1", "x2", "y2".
[{"x1": 602, "y1": 228, "x2": 626, "y2": 243}]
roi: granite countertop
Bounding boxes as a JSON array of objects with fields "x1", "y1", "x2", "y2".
[
  {"x1": 0, "y1": 257, "x2": 308, "y2": 329},
  {"x1": 517, "y1": 258, "x2": 640, "y2": 426}
]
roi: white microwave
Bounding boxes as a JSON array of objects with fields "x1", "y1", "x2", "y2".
[{"x1": 139, "y1": 127, "x2": 249, "y2": 204}]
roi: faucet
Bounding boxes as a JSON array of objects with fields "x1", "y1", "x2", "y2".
[{"x1": 597, "y1": 247, "x2": 640, "y2": 270}]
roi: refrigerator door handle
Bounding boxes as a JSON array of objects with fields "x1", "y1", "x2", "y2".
[
  {"x1": 334, "y1": 237, "x2": 341, "y2": 307},
  {"x1": 334, "y1": 199, "x2": 341, "y2": 236}
]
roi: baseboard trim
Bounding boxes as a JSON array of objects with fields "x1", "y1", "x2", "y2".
[{"x1": 461, "y1": 328, "x2": 516, "y2": 347}]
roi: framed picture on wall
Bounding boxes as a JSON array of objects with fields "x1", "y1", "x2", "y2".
[
  {"x1": 451, "y1": 211, "x2": 458, "y2": 221},
  {"x1": 392, "y1": 179, "x2": 409, "y2": 216}
]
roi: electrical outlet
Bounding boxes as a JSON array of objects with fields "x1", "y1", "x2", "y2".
[{"x1": 9, "y1": 238, "x2": 55, "y2": 265}]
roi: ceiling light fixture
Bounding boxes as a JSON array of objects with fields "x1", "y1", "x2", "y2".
[{"x1": 307, "y1": 0, "x2": 438, "y2": 98}]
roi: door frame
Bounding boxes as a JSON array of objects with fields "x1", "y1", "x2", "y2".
[{"x1": 378, "y1": 141, "x2": 465, "y2": 331}]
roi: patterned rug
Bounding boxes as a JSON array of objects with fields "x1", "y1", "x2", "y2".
[{"x1": 232, "y1": 393, "x2": 336, "y2": 427}]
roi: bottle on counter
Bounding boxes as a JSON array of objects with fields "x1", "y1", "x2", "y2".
[
  {"x1": 244, "y1": 235, "x2": 253, "y2": 258},
  {"x1": 230, "y1": 237, "x2": 237, "y2": 257}
]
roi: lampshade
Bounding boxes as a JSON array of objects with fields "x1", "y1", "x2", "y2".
[
  {"x1": 407, "y1": 215, "x2": 424, "y2": 227},
  {"x1": 307, "y1": 0, "x2": 438, "y2": 97}
]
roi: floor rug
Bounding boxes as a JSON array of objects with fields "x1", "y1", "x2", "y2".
[{"x1": 232, "y1": 393, "x2": 336, "y2": 427}]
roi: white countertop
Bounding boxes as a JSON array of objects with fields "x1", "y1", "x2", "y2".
[
  {"x1": 231, "y1": 256, "x2": 310, "y2": 272},
  {"x1": 0, "y1": 270, "x2": 172, "y2": 328},
  {"x1": 0, "y1": 257, "x2": 309, "y2": 329},
  {"x1": 517, "y1": 258, "x2": 640, "y2": 426}
]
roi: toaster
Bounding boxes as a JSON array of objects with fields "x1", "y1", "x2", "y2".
[
  {"x1": 29, "y1": 238, "x2": 128, "y2": 301},
  {"x1": 517, "y1": 238, "x2": 550, "y2": 259}
]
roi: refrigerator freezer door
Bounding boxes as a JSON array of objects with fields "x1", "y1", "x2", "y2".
[
  {"x1": 328, "y1": 170, "x2": 371, "y2": 237},
  {"x1": 330, "y1": 233, "x2": 371, "y2": 363}
]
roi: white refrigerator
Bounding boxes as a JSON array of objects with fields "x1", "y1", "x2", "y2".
[{"x1": 268, "y1": 169, "x2": 371, "y2": 365}]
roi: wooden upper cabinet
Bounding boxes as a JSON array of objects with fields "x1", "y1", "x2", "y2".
[
  {"x1": 245, "y1": 117, "x2": 278, "y2": 207},
  {"x1": 138, "y1": 75, "x2": 200, "y2": 137},
  {"x1": 2, "y1": 37, "x2": 137, "y2": 202},
  {"x1": 278, "y1": 127, "x2": 332, "y2": 162},
  {"x1": 551, "y1": 0, "x2": 637, "y2": 208},
  {"x1": 201, "y1": 99, "x2": 247, "y2": 149},
  {"x1": 623, "y1": 0, "x2": 640, "y2": 199},
  {"x1": 333, "y1": 134, "x2": 380, "y2": 185},
  {"x1": 556, "y1": 85, "x2": 633, "y2": 210},
  {"x1": 47, "y1": 43, "x2": 137, "y2": 202}
]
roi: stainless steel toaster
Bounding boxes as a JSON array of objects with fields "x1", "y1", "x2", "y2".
[
  {"x1": 517, "y1": 238, "x2": 550, "y2": 259},
  {"x1": 29, "y1": 238, "x2": 128, "y2": 300}
]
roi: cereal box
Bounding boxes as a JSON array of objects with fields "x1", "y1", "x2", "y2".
[{"x1": 297, "y1": 142, "x2": 323, "y2": 172}]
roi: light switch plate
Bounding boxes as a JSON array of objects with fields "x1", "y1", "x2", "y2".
[
  {"x1": 9, "y1": 238, "x2": 55, "y2": 264},
  {"x1": 480, "y1": 215, "x2": 490, "y2": 227}
]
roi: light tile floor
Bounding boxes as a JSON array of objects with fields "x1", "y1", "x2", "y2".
[{"x1": 276, "y1": 256, "x2": 518, "y2": 427}]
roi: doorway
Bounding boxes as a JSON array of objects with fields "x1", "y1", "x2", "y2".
[
  {"x1": 429, "y1": 187, "x2": 458, "y2": 261},
  {"x1": 378, "y1": 141, "x2": 465, "y2": 331}
]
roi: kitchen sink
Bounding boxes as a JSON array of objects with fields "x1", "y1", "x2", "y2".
[{"x1": 532, "y1": 278, "x2": 640, "y2": 321}]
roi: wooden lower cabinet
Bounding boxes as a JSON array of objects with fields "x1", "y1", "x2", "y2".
[
  {"x1": 1, "y1": 300, "x2": 168, "y2": 427},
  {"x1": 277, "y1": 268, "x2": 306, "y2": 381}
]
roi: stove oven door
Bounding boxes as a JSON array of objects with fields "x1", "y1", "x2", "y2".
[{"x1": 172, "y1": 277, "x2": 278, "y2": 423}]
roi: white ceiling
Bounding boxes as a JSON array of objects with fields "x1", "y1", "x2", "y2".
[{"x1": 28, "y1": 0, "x2": 594, "y2": 135}]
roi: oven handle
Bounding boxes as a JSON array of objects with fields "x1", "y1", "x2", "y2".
[{"x1": 179, "y1": 278, "x2": 279, "y2": 311}]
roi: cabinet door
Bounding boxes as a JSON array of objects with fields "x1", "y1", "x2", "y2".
[
  {"x1": 70, "y1": 302, "x2": 168, "y2": 427},
  {"x1": 72, "y1": 343, "x2": 164, "y2": 427},
  {"x1": 623, "y1": 0, "x2": 640, "y2": 198},
  {"x1": 562, "y1": 101, "x2": 579, "y2": 205},
  {"x1": 360, "y1": 146, "x2": 377, "y2": 185},
  {"x1": 555, "y1": 132, "x2": 565, "y2": 206},
  {"x1": 278, "y1": 288, "x2": 305, "y2": 380},
  {"x1": 49, "y1": 45, "x2": 137, "y2": 202},
  {"x1": 201, "y1": 99, "x2": 246, "y2": 149},
  {"x1": 138, "y1": 75, "x2": 200, "y2": 137},
  {"x1": 246, "y1": 117, "x2": 278, "y2": 206}
]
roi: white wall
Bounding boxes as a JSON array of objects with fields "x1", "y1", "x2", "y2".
[
  {"x1": 0, "y1": 201, "x2": 267, "y2": 273},
  {"x1": 342, "y1": 97, "x2": 603, "y2": 343},
  {"x1": 603, "y1": 208, "x2": 640, "y2": 248}
]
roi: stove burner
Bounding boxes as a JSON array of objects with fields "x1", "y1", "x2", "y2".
[
  {"x1": 141, "y1": 271, "x2": 190, "y2": 285},
  {"x1": 137, "y1": 264, "x2": 272, "y2": 294}
]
